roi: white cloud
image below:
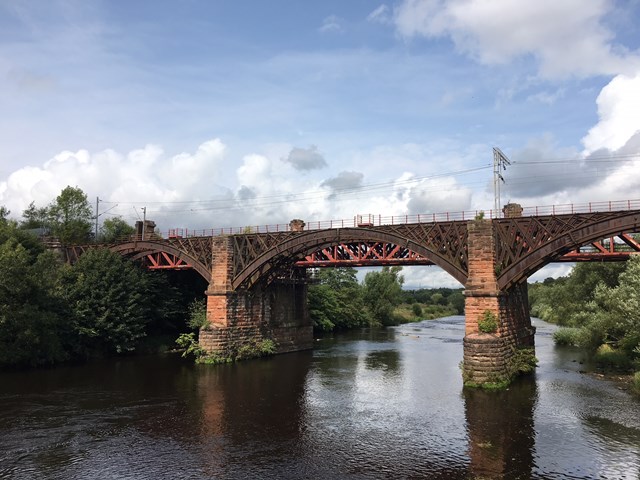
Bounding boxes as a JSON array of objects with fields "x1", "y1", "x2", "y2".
[
  {"x1": 582, "y1": 72, "x2": 640, "y2": 154},
  {"x1": 367, "y1": 5, "x2": 391, "y2": 24},
  {"x1": 394, "y1": 0, "x2": 640, "y2": 78},
  {"x1": 319, "y1": 15, "x2": 344, "y2": 33},
  {"x1": 401, "y1": 265, "x2": 464, "y2": 289},
  {"x1": 0, "y1": 139, "x2": 228, "y2": 229}
]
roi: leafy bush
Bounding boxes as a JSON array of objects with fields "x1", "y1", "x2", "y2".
[
  {"x1": 412, "y1": 303, "x2": 423, "y2": 317},
  {"x1": 553, "y1": 327, "x2": 582, "y2": 346},
  {"x1": 594, "y1": 344, "x2": 631, "y2": 371},
  {"x1": 509, "y1": 347, "x2": 538, "y2": 375},
  {"x1": 478, "y1": 310, "x2": 498, "y2": 334},
  {"x1": 175, "y1": 333, "x2": 206, "y2": 359},
  {"x1": 187, "y1": 299, "x2": 209, "y2": 330}
]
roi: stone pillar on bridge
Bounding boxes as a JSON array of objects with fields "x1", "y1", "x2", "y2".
[
  {"x1": 199, "y1": 236, "x2": 313, "y2": 360},
  {"x1": 462, "y1": 204, "x2": 535, "y2": 386}
]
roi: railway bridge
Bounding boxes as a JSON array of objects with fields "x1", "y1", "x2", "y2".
[{"x1": 64, "y1": 200, "x2": 640, "y2": 385}]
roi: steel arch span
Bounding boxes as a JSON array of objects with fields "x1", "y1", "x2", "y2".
[
  {"x1": 230, "y1": 225, "x2": 469, "y2": 290},
  {"x1": 109, "y1": 239, "x2": 213, "y2": 282},
  {"x1": 495, "y1": 210, "x2": 640, "y2": 289}
]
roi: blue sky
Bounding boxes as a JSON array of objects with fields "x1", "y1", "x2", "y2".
[{"x1": 1, "y1": 0, "x2": 640, "y2": 287}]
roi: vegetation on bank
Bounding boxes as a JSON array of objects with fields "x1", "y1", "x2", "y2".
[
  {"x1": 0, "y1": 189, "x2": 204, "y2": 368},
  {"x1": 529, "y1": 258, "x2": 640, "y2": 392},
  {"x1": 309, "y1": 266, "x2": 464, "y2": 331}
]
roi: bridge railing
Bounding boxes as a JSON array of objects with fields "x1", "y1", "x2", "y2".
[
  {"x1": 160, "y1": 199, "x2": 640, "y2": 239},
  {"x1": 519, "y1": 199, "x2": 640, "y2": 217}
]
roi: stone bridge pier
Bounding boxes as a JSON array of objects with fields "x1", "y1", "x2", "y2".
[
  {"x1": 462, "y1": 207, "x2": 535, "y2": 385},
  {"x1": 199, "y1": 236, "x2": 313, "y2": 360}
]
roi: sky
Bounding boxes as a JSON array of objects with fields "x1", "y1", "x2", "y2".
[{"x1": 1, "y1": 0, "x2": 640, "y2": 288}]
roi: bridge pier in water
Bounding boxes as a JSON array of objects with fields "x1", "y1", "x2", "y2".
[
  {"x1": 462, "y1": 210, "x2": 535, "y2": 386},
  {"x1": 199, "y1": 237, "x2": 313, "y2": 359}
]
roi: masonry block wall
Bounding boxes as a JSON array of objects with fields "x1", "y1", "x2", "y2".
[
  {"x1": 463, "y1": 219, "x2": 534, "y2": 384},
  {"x1": 199, "y1": 236, "x2": 312, "y2": 356}
]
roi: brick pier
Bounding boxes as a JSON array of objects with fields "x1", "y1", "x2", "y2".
[
  {"x1": 462, "y1": 206, "x2": 535, "y2": 385},
  {"x1": 199, "y1": 236, "x2": 313, "y2": 358}
]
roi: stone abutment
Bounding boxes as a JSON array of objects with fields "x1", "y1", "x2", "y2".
[{"x1": 199, "y1": 236, "x2": 312, "y2": 359}]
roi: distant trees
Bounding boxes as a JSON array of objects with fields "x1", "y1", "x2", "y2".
[
  {"x1": 21, "y1": 202, "x2": 50, "y2": 231},
  {"x1": 20, "y1": 186, "x2": 94, "y2": 243},
  {"x1": 100, "y1": 217, "x2": 135, "y2": 242},
  {"x1": 309, "y1": 266, "x2": 462, "y2": 331},
  {"x1": 399, "y1": 287, "x2": 465, "y2": 320}
]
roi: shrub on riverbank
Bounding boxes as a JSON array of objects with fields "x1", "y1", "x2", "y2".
[
  {"x1": 393, "y1": 303, "x2": 457, "y2": 323},
  {"x1": 531, "y1": 257, "x2": 640, "y2": 375}
]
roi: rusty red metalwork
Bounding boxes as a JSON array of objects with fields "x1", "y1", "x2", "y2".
[
  {"x1": 141, "y1": 251, "x2": 192, "y2": 270},
  {"x1": 559, "y1": 234, "x2": 640, "y2": 261},
  {"x1": 295, "y1": 241, "x2": 434, "y2": 267},
  {"x1": 60, "y1": 201, "x2": 640, "y2": 290}
]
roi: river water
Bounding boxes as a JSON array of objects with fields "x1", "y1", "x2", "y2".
[{"x1": 0, "y1": 316, "x2": 638, "y2": 479}]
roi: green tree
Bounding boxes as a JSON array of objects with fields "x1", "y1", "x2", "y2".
[
  {"x1": 591, "y1": 255, "x2": 640, "y2": 356},
  {"x1": 21, "y1": 201, "x2": 51, "y2": 231},
  {"x1": 448, "y1": 291, "x2": 465, "y2": 314},
  {"x1": 362, "y1": 266, "x2": 404, "y2": 326},
  {"x1": 60, "y1": 248, "x2": 154, "y2": 355},
  {"x1": 529, "y1": 262, "x2": 625, "y2": 326},
  {"x1": 100, "y1": 217, "x2": 135, "y2": 242},
  {"x1": 49, "y1": 186, "x2": 93, "y2": 244},
  {"x1": 0, "y1": 222, "x2": 70, "y2": 366},
  {"x1": 308, "y1": 268, "x2": 369, "y2": 331}
]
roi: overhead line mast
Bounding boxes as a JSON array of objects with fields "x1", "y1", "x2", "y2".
[{"x1": 493, "y1": 147, "x2": 511, "y2": 217}]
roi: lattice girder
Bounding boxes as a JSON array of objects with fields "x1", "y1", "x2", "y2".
[
  {"x1": 495, "y1": 210, "x2": 640, "y2": 289},
  {"x1": 231, "y1": 222, "x2": 468, "y2": 289},
  {"x1": 296, "y1": 241, "x2": 434, "y2": 267},
  {"x1": 110, "y1": 238, "x2": 214, "y2": 282}
]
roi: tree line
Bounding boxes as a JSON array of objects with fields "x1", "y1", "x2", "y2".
[
  {"x1": 529, "y1": 259, "x2": 640, "y2": 378},
  {"x1": 309, "y1": 266, "x2": 464, "y2": 331},
  {"x1": 19, "y1": 185, "x2": 137, "y2": 244}
]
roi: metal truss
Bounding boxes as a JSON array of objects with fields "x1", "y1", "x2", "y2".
[
  {"x1": 494, "y1": 210, "x2": 640, "y2": 289},
  {"x1": 60, "y1": 208, "x2": 639, "y2": 292},
  {"x1": 133, "y1": 251, "x2": 192, "y2": 270},
  {"x1": 295, "y1": 241, "x2": 434, "y2": 267},
  {"x1": 63, "y1": 237, "x2": 215, "y2": 282},
  {"x1": 231, "y1": 222, "x2": 469, "y2": 289},
  {"x1": 559, "y1": 233, "x2": 640, "y2": 262}
]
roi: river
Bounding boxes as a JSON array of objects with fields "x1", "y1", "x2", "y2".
[{"x1": 0, "y1": 316, "x2": 638, "y2": 479}]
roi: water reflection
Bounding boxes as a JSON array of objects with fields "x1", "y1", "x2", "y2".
[
  {"x1": 364, "y1": 348, "x2": 401, "y2": 375},
  {"x1": 464, "y1": 377, "x2": 537, "y2": 479},
  {"x1": 1, "y1": 317, "x2": 639, "y2": 479}
]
